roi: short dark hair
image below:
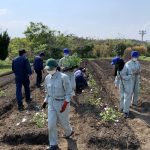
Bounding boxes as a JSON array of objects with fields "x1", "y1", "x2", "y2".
[
  {"x1": 19, "y1": 49, "x2": 26, "y2": 56},
  {"x1": 39, "y1": 52, "x2": 45, "y2": 56}
]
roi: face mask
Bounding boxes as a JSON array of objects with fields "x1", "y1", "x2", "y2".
[
  {"x1": 47, "y1": 70, "x2": 56, "y2": 75},
  {"x1": 132, "y1": 58, "x2": 137, "y2": 61},
  {"x1": 64, "y1": 54, "x2": 69, "y2": 57}
]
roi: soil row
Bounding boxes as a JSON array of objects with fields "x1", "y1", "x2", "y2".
[{"x1": 0, "y1": 60, "x2": 149, "y2": 150}]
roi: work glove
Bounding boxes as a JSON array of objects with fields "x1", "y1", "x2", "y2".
[
  {"x1": 41, "y1": 102, "x2": 47, "y2": 109},
  {"x1": 60, "y1": 100, "x2": 69, "y2": 113}
]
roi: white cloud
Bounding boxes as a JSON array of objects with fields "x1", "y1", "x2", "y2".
[{"x1": 0, "y1": 9, "x2": 8, "y2": 16}]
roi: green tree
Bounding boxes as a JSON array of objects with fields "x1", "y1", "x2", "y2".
[
  {"x1": 24, "y1": 22, "x2": 56, "y2": 55},
  {"x1": 77, "y1": 44, "x2": 94, "y2": 58},
  {"x1": 9, "y1": 38, "x2": 30, "y2": 59},
  {"x1": 49, "y1": 47, "x2": 63, "y2": 59},
  {"x1": 0, "y1": 31, "x2": 10, "y2": 60},
  {"x1": 113, "y1": 43, "x2": 126, "y2": 56}
]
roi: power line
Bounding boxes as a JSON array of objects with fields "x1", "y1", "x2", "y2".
[{"x1": 139, "y1": 30, "x2": 146, "y2": 41}]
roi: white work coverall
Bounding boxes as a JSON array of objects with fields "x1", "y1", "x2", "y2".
[
  {"x1": 126, "y1": 60, "x2": 141, "y2": 106},
  {"x1": 115, "y1": 65, "x2": 132, "y2": 113},
  {"x1": 59, "y1": 56, "x2": 76, "y2": 95},
  {"x1": 44, "y1": 71, "x2": 73, "y2": 146}
]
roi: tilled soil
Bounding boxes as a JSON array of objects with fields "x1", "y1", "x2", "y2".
[
  {"x1": 0, "y1": 73, "x2": 15, "y2": 88},
  {"x1": 0, "y1": 59, "x2": 150, "y2": 150}
]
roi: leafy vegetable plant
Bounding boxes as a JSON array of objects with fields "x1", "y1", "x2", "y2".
[
  {"x1": 32, "y1": 111, "x2": 47, "y2": 128},
  {"x1": 63, "y1": 53, "x2": 82, "y2": 69},
  {"x1": 100, "y1": 107, "x2": 122, "y2": 122},
  {"x1": 0, "y1": 90, "x2": 6, "y2": 97}
]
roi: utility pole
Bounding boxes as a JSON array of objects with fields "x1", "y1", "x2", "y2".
[{"x1": 139, "y1": 30, "x2": 146, "y2": 41}]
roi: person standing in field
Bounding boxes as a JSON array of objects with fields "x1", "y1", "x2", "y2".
[
  {"x1": 112, "y1": 56, "x2": 132, "y2": 118},
  {"x1": 33, "y1": 52, "x2": 45, "y2": 88},
  {"x1": 58, "y1": 48, "x2": 76, "y2": 98},
  {"x1": 42, "y1": 58, "x2": 74, "y2": 150},
  {"x1": 126, "y1": 51, "x2": 141, "y2": 109},
  {"x1": 12, "y1": 49, "x2": 32, "y2": 111}
]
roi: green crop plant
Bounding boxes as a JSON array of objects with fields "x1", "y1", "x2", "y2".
[
  {"x1": 88, "y1": 74, "x2": 96, "y2": 88},
  {"x1": 100, "y1": 107, "x2": 122, "y2": 122},
  {"x1": 0, "y1": 90, "x2": 6, "y2": 97},
  {"x1": 32, "y1": 111, "x2": 47, "y2": 128},
  {"x1": 63, "y1": 53, "x2": 82, "y2": 69},
  {"x1": 85, "y1": 73, "x2": 102, "y2": 107}
]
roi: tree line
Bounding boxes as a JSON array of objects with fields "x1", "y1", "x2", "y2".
[{"x1": 1, "y1": 22, "x2": 150, "y2": 61}]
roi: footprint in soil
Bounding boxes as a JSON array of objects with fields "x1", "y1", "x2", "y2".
[
  {"x1": 141, "y1": 102, "x2": 150, "y2": 113},
  {"x1": 129, "y1": 108, "x2": 150, "y2": 127}
]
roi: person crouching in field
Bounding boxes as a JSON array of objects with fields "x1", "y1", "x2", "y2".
[
  {"x1": 74, "y1": 67, "x2": 88, "y2": 94},
  {"x1": 111, "y1": 56, "x2": 132, "y2": 118},
  {"x1": 41, "y1": 58, "x2": 74, "y2": 150}
]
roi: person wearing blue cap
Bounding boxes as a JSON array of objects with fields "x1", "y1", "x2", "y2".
[
  {"x1": 58, "y1": 48, "x2": 76, "y2": 98},
  {"x1": 111, "y1": 56, "x2": 121, "y2": 85},
  {"x1": 111, "y1": 56, "x2": 120, "y2": 65},
  {"x1": 126, "y1": 50, "x2": 141, "y2": 109},
  {"x1": 112, "y1": 56, "x2": 132, "y2": 118},
  {"x1": 33, "y1": 52, "x2": 45, "y2": 87}
]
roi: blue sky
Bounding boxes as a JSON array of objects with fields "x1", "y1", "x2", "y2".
[{"x1": 0, "y1": 0, "x2": 150, "y2": 40}]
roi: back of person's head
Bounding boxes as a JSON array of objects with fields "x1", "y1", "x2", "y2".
[
  {"x1": 111, "y1": 56, "x2": 120, "y2": 65},
  {"x1": 79, "y1": 67, "x2": 83, "y2": 70},
  {"x1": 79, "y1": 67, "x2": 86, "y2": 72},
  {"x1": 113, "y1": 58, "x2": 125, "y2": 76},
  {"x1": 57, "y1": 66, "x2": 61, "y2": 71},
  {"x1": 39, "y1": 52, "x2": 45, "y2": 57},
  {"x1": 116, "y1": 59, "x2": 125, "y2": 71},
  {"x1": 19, "y1": 49, "x2": 26, "y2": 56}
]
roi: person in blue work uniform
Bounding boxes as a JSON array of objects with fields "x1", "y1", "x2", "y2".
[
  {"x1": 74, "y1": 67, "x2": 88, "y2": 94},
  {"x1": 41, "y1": 58, "x2": 74, "y2": 150},
  {"x1": 33, "y1": 52, "x2": 45, "y2": 87},
  {"x1": 58, "y1": 48, "x2": 76, "y2": 98},
  {"x1": 12, "y1": 49, "x2": 32, "y2": 111},
  {"x1": 126, "y1": 51, "x2": 141, "y2": 109},
  {"x1": 112, "y1": 56, "x2": 132, "y2": 118}
]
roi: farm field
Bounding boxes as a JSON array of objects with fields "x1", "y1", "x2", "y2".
[{"x1": 0, "y1": 59, "x2": 150, "y2": 150}]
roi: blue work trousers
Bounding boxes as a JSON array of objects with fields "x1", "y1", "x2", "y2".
[
  {"x1": 15, "y1": 77, "x2": 31, "y2": 108},
  {"x1": 35, "y1": 70, "x2": 42, "y2": 87}
]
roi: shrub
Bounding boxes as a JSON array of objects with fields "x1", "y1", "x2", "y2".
[{"x1": 0, "y1": 31, "x2": 10, "y2": 60}]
